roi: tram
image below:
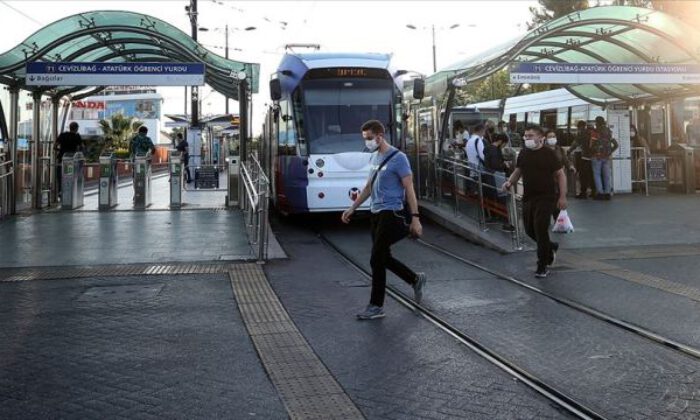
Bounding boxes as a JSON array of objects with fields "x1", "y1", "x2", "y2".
[{"x1": 261, "y1": 52, "x2": 405, "y2": 214}]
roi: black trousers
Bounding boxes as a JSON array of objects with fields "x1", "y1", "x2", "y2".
[
  {"x1": 578, "y1": 159, "x2": 595, "y2": 195},
  {"x1": 369, "y1": 210, "x2": 417, "y2": 307},
  {"x1": 523, "y1": 198, "x2": 557, "y2": 267}
]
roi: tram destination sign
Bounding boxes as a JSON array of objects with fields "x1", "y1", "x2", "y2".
[
  {"x1": 25, "y1": 62, "x2": 205, "y2": 86},
  {"x1": 510, "y1": 63, "x2": 700, "y2": 84}
]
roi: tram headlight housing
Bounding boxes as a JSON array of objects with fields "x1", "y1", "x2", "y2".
[{"x1": 315, "y1": 158, "x2": 325, "y2": 168}]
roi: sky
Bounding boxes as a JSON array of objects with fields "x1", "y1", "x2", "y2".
[{"x1": 0, "y1": 0, "x2": 538, "y2": 132}]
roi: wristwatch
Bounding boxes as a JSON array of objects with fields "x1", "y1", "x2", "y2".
[{"x1": 412, "y1": 213, "x2": 420, "y2": 217}]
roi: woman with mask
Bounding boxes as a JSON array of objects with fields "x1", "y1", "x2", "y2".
[{"x1": 545, "y1": 130, "x2": 575, "y2": 221}]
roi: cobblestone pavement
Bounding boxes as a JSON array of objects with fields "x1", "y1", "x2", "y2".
[
  {"x1": 267, "y1": 220, "x2": 573, "y2": 420},
  {"x1": 421, "y1": 223, "x2": 700, "y2": 350},
  {"x1": 318, "y1": 219, "x2": 700, "y2": 419},
  {"x1": 0, "y1": 274, "x2": 287, "y2": 419}
]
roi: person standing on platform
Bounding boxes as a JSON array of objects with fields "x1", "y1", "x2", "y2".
[
  {"x1": 590, "y1": 116, "x2": 619, "y2": 200},
  {"x1": 502, "y1": 125, "x2": 567, "y2": 278},
  {"x1": 567, "y1": 120, "x2": 595, "y2": 199},
  {"x1": 175, "y1": 133, "x2": 191, "y2": 183},
  {"x1": 342, "y1": 119, "x2": 426, "y2": 320},
  {"x1": 545, "y1": 130, "x2": 575, "y2": 222},
  {"x1": 54, "y1": 122, "x2": 83, "y2": 198}
]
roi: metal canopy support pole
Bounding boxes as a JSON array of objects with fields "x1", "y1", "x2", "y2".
[
  {"x1": 189, "y1": 0, "x2": 199, "y2": 127},
  {"x1": 238, "y1": 78, "x2": 248, "y2": 207},
  {"x1": 225, "y1": 24, "x2": 230, "y2": 115},
  {"x1": 31, "y1": 91, "x2": 41, "y2": 209},
  {"x1": 50, "y1": 96, "x2": 59, "y2": 205},
  {"x1": 8, "y1": 87, "x2": 19, "y2": 214},
  {"x1": 665, "y1": 101, "x2": 673, "y2": 147}
]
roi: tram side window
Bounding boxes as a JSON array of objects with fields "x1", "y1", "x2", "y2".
[{"x1": 277, "y1": 100, "x2": 296, "y2": 156}]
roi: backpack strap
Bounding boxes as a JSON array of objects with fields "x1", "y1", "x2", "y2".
[{"x1": 370, "y1": 149, "x2": 400, "y2": 188}]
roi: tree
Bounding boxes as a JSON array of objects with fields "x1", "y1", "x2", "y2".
[
  {"x1": 98, "y1": 113, "x2": 143, "y2": 150},
  {"x1": 528, "y1": 0, "x2": 590, "y2": 29}
]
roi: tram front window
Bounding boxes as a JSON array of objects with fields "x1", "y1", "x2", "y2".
[{"x1": 300, "y1": 79, "x2": 392, "y2": 154}]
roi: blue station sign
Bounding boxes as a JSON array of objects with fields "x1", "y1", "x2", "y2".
[
  {"x1": 26, "y1": 62, "x2": 206, "y2": 86},
  {"x1": 510, "y1": 63, "x2": 700, "y2": 84}
]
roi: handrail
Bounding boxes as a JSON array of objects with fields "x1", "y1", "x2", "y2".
[
  {"x1": 433, "y1": 155, "x2": 525, "y2": 251},
  {"x1": 0, "y1": 159, "x2": 13, "y2": 180},
  {"x1": 239, "y1": 154, "x2": 270, "y2": 261}
]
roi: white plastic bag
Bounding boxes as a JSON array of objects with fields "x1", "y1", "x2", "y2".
[{"x1": 552, "y1": 209, "x2": 574, "y2": 233}]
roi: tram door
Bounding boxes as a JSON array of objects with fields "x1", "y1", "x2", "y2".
[{"x1": 416, "y1": 107, "x2": 438, "y2": 199}]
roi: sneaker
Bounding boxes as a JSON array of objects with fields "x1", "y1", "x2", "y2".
[
  {"x1": 413, "y1": 273, "x2": 427, "y2": 304},
  {"x1": 501, "y1": 223, "x2": 515, "y2": 232},
  {"x1": 356, "y1": 305, "x2": 385, "y2": 320},
  {"x1": 535, "y1": 265, "x2": 549, "y2": 278},
  {"x1": 604, "y1": 193, "x2": 611, "y2": 200},
  {"x1": 549, "y1": 242, "x2": 559, "y2": 266},
  {"x1": 575, "y1": 193, "x2": 587, "y2": 199},
  {"x1": 593, "y1": 194, "x2": 606, "y2": 201}
]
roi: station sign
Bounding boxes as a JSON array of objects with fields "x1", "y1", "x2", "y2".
[
  {"x1": 510, "y1": 63, "x2": 700, "y2": 84},
  {"x1": 26, "y1": 62, "x2": 205, "y2": 86}
]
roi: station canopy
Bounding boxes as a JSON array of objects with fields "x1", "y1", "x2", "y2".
[
  {"x1": 0, "y1": 10, "x2": 260, "y2": 100},
  {"x1": 425, "y1": 5, "x2": 700, "y2": 106}
]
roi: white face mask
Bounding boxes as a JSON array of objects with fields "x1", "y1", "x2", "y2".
[
  {"x1": 524, "y1": 139, "x2": 538, "y2": 149},
  {"x1": 365, "y1": 139, "x2": 379, "y2": 152},
  {"x1": 631, "y1": 130, "x2": 637, "y2": 136},
  {"x1": 546, "y1": 137, "x2": 557, "y2": 146}
]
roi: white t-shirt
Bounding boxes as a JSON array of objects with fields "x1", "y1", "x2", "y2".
[{"x1": 466, "y1": 134, "x2": 485, "y2": 168}]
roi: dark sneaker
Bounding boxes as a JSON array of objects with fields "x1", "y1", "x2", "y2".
[
  {"x1": 593, "y1": 194, "x2": 606, "y2": 201},
  {"x1": 575, "y1": 193, "x2": 587, "y2": 199},
  {"x1": 413, "y1": 272, "x2": 427, "y2": 304},
  {"x1": 535, "y1": 265, "x2": 549, "y2": 278},
  {"x1": 356, "y1": 305, "x2": 385, "y2": 320},
  {"x1": 549, "y1": 242, "x2": 559, "y2": 266},
  {"x1": 604, "y1": 193, "x2": 611, "y2": 200},
  {"x1": 501, "y1": 223, "x2": 515, "y2": 232}
]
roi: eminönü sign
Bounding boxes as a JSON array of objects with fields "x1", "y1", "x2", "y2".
[
  {"x1": 25, "y1": 62, "x2": 205, "y2": 86},
  {"x1": 510, "y1": 63, "x2": 700, "y2": 84}
]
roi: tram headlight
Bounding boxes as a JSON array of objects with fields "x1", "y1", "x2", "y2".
[
  {"x1": 315, "y1": 158, "x2": 325, "y2": 168},
  {"x1": 318, "y1": 171, "x2": 324, "y2": 178},
  {"x1": 318, "y1": 192, "x2": 325, "y2": 199}
]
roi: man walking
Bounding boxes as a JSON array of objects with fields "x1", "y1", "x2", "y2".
[
  {"x1": 502, "y1": 125, "x2": 567, "y2": 278},
  {"x1": 342, "y1": 120, "x2": 426, "y2": 320},
  {"x1": 54, "y1": 122, "x2": 83, "y2": 198},
  {"x1": 129, "y1": 126, "x2": 156, "y2": 157},
  {"x1": 175, "y1": 133, "x2": 191, "y2": 183}
]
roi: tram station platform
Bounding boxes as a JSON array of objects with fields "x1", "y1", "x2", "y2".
[{"x1": 2, "y1": 186, "x2": 700, "y2": 418}]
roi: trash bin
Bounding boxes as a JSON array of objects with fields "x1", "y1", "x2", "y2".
[
  {"x1": 227, "y1": 156, "x2": 239, "y2": 207},
  {"x1": 667, "y1": 144, "x2": 695, "y2": 194}
]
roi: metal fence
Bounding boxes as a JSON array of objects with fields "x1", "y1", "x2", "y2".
[
  {"x1": 0, "y1": 153, "x2": 13, "y2": 219},
  {"x1": 432, "y1": 156, "x2": 525, "y2": 251},
  {"x1": 239, "y1": 155, "x2": 270, "y2": 261}
]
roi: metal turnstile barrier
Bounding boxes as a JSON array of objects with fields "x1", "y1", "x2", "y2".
[
  {"x1": 61, "y1": 152, "x2": 85, "y2": 210},
  {"x1": 667, "y1": 144, "x2": 695, "y2": 194},
  {"x1": 98, "y1": 152, "x2": 118, "y2": 210},
  {"x1": 169, "y1": 150, "x2": 182, "y2": 209},
  {"x1": 227, "y1": 155, "x2": 240, "y2": 207},
  {"x1": 133, "y1": 153, "x2": 152, "y2": 209}
]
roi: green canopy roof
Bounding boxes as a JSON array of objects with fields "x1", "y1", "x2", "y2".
[
  {"x1": 0, "y1": 10, "x2": 260, "y2": 100},
  {"x1": 425, "y1": 5, "x2": 700, "y2": 105}
]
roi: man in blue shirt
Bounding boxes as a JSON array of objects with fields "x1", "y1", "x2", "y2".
[{"x1": 342, "y1": 120, "x2": 426, "y2": 320}]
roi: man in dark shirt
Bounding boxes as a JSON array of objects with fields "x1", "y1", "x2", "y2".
[
  {"x1": 54, "y1": 122, "x2": 83, "y2": 196},
  {"x1": 503, "y1": 124, "x2": 567, "y2": 278},
  {"x1": 175, "y1": 133, "x2": 191, "y2": 183}
]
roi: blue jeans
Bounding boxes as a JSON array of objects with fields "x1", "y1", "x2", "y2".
[{"x1": 591, "y1": 158, "x2": 611, "y2": 194}]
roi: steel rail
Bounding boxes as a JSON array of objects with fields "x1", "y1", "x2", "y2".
[
  {"x1": 415, "y1": 238, "x2": 700, "y2": 361},
  {"x1": 317, "y1": 232, "x2": 607, "y2": 420}
]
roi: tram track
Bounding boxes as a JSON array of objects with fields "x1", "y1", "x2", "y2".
[
  {"x1": 317, "y1": 231, "x2": 607, "y2": 420},
  {"x1": 414, "y1": 237, "x2": 700, "y2": 362}
]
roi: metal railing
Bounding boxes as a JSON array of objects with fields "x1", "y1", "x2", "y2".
[
  {"x1": 0, "y1": 155, "x2": 13, "y2": 220},
  {"x1": 239, "y1": 155, "x2": 270, "y2": 261},
  {"x1": 630, "y1": 147, "x2": 650, "y2": 196},
  {"x1": 433, "y1": 155, "x2": 525, "y2": 251}
]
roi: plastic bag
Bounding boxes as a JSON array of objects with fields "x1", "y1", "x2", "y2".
[{"x1": 552, "y1": 209, "x2": 574, "y2": 233}]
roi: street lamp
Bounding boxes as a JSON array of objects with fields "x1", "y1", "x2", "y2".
[
  {"x1": 199, "y1": 25, "x2": 256, "y2": 114},
  {"x1": 406, "y1": 23, "x2": 470, "y2": 73}
]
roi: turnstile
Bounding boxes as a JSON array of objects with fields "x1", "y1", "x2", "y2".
[
  {"x1": 133, "y1": 153, "x2": 152, "y2": 209},
  {"x1": 169, "y1": 150, "x2": 182, "y2": 209},
  {"x1": 98, "y1": 152, "x2": 118, "y2": 210},
  {"x1": 61, "y1": 152, "x2": 85, "y2": 210},
  {"x1": 227, "y1": 156, "x2": 240, "y2": 207}
]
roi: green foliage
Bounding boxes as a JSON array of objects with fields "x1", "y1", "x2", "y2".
[
  {"x1": 528, "y1": 0, "x2": 589, "y2": 29},
  {"x1": 98, "y1": 113, "x2": 143, "y2": 150}
]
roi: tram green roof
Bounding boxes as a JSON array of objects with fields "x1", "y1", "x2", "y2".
[
  {"x1": 425, "y1": 5, "x2": 700, "y2": 105},
  {"x1": 0, "y1": 10, "x2": 260, "y2": 99}
]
